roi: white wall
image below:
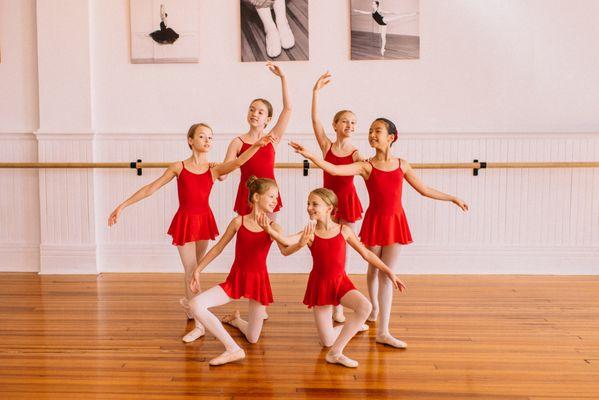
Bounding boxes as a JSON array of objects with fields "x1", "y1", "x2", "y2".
[{"x1": 0, "y1": 0, "x2": 598, "y2": 274}]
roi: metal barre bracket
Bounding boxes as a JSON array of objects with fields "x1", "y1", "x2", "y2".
[
  {"x1": 473, "y1": 159, "x2": 487, "y2": 176},
  {"x1": 303, "y1": 159, "x2": 310, "y2": 176},
  {"x1": 130, "y1": 159, "x2": 142, "y2": 176}
]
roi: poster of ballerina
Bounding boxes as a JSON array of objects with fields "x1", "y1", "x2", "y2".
[
  {"x1": 351, "y1": 0, "x2": 419, "y2": 60},
  {"x1": 241, "y1": 0, "x2": 309, "y2": 62},
  {"x1": 130, "y1": 0, "x2": 200, "y2": 63}
]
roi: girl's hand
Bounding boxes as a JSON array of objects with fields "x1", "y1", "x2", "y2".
[
  {"x1": 289, "y1": 141, "x2": 314, "y2": 159},
  {"x1": 387, "y1": 272, "x2": 407, "y2": 292},
  {"x1": 299, "y1": 221, "x2": 316, "y2": 246},
  {"x1": 208, "y1": 162, "x2": 219, "y2": 168},
  {"x1": 108, "y1": 206, "x2": 122, "y2": 227},
  {"x1": 257, "y1": 212, "x2": 272, "y2": 234},
  {"x1": 313, "y1": 72, "x2": 331, "y2": 92},
  {"x1": 266, "y1": 61, "x2": 284, "y2": 78},
  {"x1": 190, "y1": 270, "x2": 201, "y2": 294},
  {"x1": 254, "y1": 134, "x2": 277, "y2": 148},
  {"x1": 452, "y1": 197, "x2": 469, "y2": 212}
]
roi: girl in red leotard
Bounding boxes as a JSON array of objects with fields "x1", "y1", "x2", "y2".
[
  {"x1": 188, "y1": 177, "x2": 309, "y2": 366},
  {"x1": 108, "y1": 124, "x2": 274, "y2": 344},
  {"x1": 311, "y1": 71, "x2": 364, "y2": 324},
  {"x1": 290, "y1": 118, "x2": 469, "y2": 349},
  {"x1": 220, "y1": 62, "x2": 291, "y2": 218},
  {"x1": 262, "y1": 188, "x2": 405, "y2": 368}
]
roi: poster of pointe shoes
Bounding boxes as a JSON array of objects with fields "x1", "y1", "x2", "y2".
[
  {"x1": 130, "y1": 0, "x2": 200, "y2": 63},
  {"x1": 240, "y1": 0, "x2": 309, "y2": 62},
  {"x1": 351, "y1": 0, "x2": 420, "y2": 60}
]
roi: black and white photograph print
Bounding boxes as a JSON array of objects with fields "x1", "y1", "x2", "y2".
[
  {"x1": 240, "y1": 0, "x2": 309, "y2": 62},
  {"x1": 130, "y1": 0, "x2": 200, "y2": 64},
  {"x1": 351, "y1": 0, "x2": 419, "y2": 60}
]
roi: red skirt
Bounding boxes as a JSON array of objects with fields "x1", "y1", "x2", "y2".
[
  {"x1": 303, "y1": 272, "x2": 356, "y2": 308},
  {"x1": 334, "y1": 189, "x2": 363, "y2": 223},
  {"x1": 220, "y1": 267, "x2": 273, "y2": 306},
  {"x1": 167, "y1": 210, "x2": 219, "y2": 246},
  {"x1": 359, "y1": 209, "x2": 413, "y2": 247}
]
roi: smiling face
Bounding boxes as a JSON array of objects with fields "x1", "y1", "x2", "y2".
[
  {"x1": 332, "y1": 111, "x2": 357, "y2": 139},
  {"x1": 247, "y1": 100, "x2": 272, "y2": 129},
  {"x1": 188, "y1": 125, "x2": 213, "y2": 152},
  {"x1": 368, "y1": 120, "x2": 395, "y2": 150},
  {"x1": 252, "y1": 186, "x2": 279, "y2": 213},
  {"x1": 306, "y1": 193, "x2": 334, "y2": 222}
]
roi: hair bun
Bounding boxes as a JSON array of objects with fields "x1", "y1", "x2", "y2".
[{"x1": 246, "y1": 175, "x2": 258, "y2": 189}]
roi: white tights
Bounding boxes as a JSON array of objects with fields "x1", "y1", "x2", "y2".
[
  {"x1": 189, "y1": 285, "x2": 267, "y2": 351},
  {"x1": 177, "y1": 241, "x2": 209, "y2": 326},
  {"x1": 366, "y1": 244, "x2": 402, "y2": 338},
  {"x1": 313, "y1": 290, "x2": 371, "y2": 355}
]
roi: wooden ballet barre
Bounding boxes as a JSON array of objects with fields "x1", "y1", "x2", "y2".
[{"x1": 1, "y1": 161, "x2": 598, "y2": 169}]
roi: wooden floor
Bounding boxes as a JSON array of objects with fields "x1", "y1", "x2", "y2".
[
  {"x1": 351, "y1": 30, "x2": 419, "y2": 60},
  {"x1": 241, "y1": 0, "x2": 309, "y2": 62},
  {"x1": 1, "y1": 273, "x2": 598, "y2": 399}
]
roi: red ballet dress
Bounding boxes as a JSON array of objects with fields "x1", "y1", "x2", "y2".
[
  {"x1": 233, "y1": 138, "x2": 283, "y2": 216},
  {"x1": 359, "y1": 160, "x2": 413, "y2": 246},
  {"x1": 303, "y1": 227, "x2": 357, "y2": 308},
  {"x1": 323, "y1": 148, "x2": 363, "y2": 223},
  {"x1": 167, "y1": 162, "x2": 219, "y2": 246},
  {"x1": 219, "y1": 216, "x2": 274, "y2": 305}
]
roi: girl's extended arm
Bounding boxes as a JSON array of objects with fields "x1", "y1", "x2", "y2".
[
  {"x1": 289, "y1": 141, "x2": 370, "y2": 178},
  {"x1": 266, "y1": 62, "x2": 292, "y2": 142},
  {"x1": 108, "y1": 162, "x2": 178, "y2": 226},
  {"x1": 402, "y1": 160, "x2": 469, "y2": 211},
  {"x1": 353, "y1": 9, "x2": 371, "y2": 15},
  {"x1": 343, "y1": 226, "x2": 406, "y2": 291},
  {"x1": 257, "y1": 214, "x2": 314, "y2": 256},
  {"x1": 190, "y1": 218, "x2": 240, "y2": 293},
  {"x1": 311, "y1": 72, "x2": 333, "y2": 155},
  {"x1": 211, "y1": 134, "x2": 275, "y2": 179},
  {"x1": 217, "y1": 138, "x2": 244, "y2": 181}
]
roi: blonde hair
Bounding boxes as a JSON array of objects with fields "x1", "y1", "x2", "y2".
[
  {"x1": 309, "y1": 188, "x2": 338, "y2": 214},
  {"x1": 246, "y1": 176, "x2": 278, "y2": 205},
  {"x1": 187, "y1": 123, "x2": 213, "y2": 150},
  {"x1": 333, "y1": 110, "x2": 355, "y2": 124}
]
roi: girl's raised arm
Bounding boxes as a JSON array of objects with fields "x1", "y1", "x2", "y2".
[
  {"x1": 311, "y1": 72, "x2": 333, "y2": 155},
  {"x1": 266, "y1": 62, "x2": 292, "y2": 142}
]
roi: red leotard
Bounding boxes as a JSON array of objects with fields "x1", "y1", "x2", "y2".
[
  {"x1": 219, "y1": 216, "x2": 274, "y2": 305},
  {"x1": 303, "y1": 227, "x2": 356, "y2": 308},
  {"x1": 323, "y1": 148, "x2": 363, "y2": 223},
  {"x1": 167, "y1": 162, "x2": 219, "y2": 246},
  {"x1": 233, "y1": 138, "x2": 283, "y2": 216},
  {"x1": 359, "y1": 160, "x2": 413, "y2": 246}
]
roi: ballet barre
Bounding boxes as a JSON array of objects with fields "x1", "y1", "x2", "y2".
[{"x1": 0, "y1": 161, "x2": 598, "y2": 177}]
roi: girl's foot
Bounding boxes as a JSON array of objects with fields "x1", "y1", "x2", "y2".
[
  {"x1": 359, "y1": 324, "x2": 369, "y2": 332},
  {"x1": 180, "y1": 297, "x2": 193, "y2": 320},
  {"x1": 221, "y1": 310, "x2": 241, "y2": 327},
  {"x1": 376, "y1": 334, "x2": 407, "y2": 349},
  {"x1": 209, "y1": 348, "x2": 246, "y2": 366},
  {"x1": 325, "y1": 351, "x2": 358, "y2": 368},
  {"x1": 367, "y1": 307, "x2": 378, "y2": 322},
  {"x1": 332, "y1": 308, "x2": 346, "y2": 323},
  {"x1": 182, "y1": 325, "x2": 205, "y2": 343}
]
